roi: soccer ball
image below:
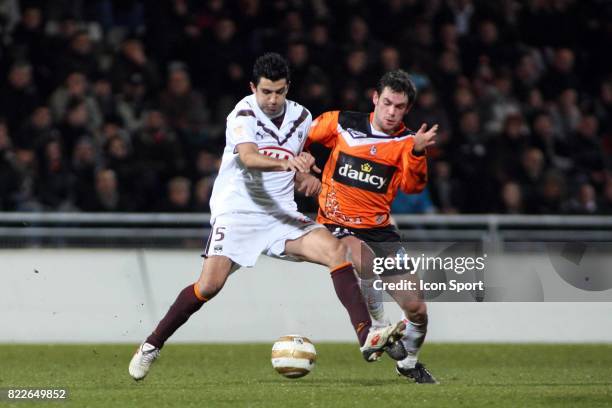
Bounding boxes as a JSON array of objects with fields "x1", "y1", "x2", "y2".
[{"x1": 271, "y1": 335, "x2": 316, "y2": 379}]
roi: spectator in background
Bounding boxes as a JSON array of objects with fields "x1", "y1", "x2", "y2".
[
  {"x1": 498, "y1": 181, "x2": 524, "y2": 214},
  {"x1": 133, "y1": 109, "x2": 185, "y2": 185},
  {"x1": 0, "y1": 62, "x2": 40, "y2": 132},
  {"x1": 116, "y1": 72, "x2": 149, "y2": 132},
  {"x1": 0, "y1": 121, "x2": 21, "y2": 210},
  {"x1": 549, "y1": 88, "x2": 582, "y2": 139},
  {"x1": 79, "y1": 168, "x2": 132, "y2": 212},
  {"x1": 57, "y1": 98, "x2": 93, "y2": 157},
  {"x1": 36, "y1": 139, "x2": 74, "y2": 210},
  {"x1": 515, "y1": 147, "x2": 546, "y2": 213},
  {"x1": 159, "y1": 64, "x2": 209, "y2": 148},
  {"x1": 287, "y1": 40, "x2": 317, "y2": 100},
  {"x1": 10, "y1": 5, "x2": 45, "y2": 67},
  {"x1": 537, "y1": 170, "x2": 567, "y2": 214},
  {"x1": 309, "y1": 21, "x2": 336, "y2": 68},
  {"x1": 110, "y1": 36, "x2": 159, "y2": 94},
  {"x1": 92, "y1": 75, "x2": 116, "y2": 119},
  {"x1": 514, "y1": 51, "x2": 544, "y2": 100},
  {"x1": 429, "y1": 160, "x2": 464, "y2": 214},
  {"x1": 105, "y1": 132, "x2": 157, "y2": 212},
  {"x1": 480, "y1": 71, "x2": 521, "y2": 133},
  {"x1": 569, "y1": 114, "x2": 608, "y2": 185},
  {"x1": 490, "y1": 113, "x2": 530, "y2": 183},
  {"x1": 56, "y1": 29, "x2": 99, "y2": 81},
  {"x1": 566, "y1": 183, "x2": 599, "y2": 215},
  {"x1": 433, "y1": 50, "x2": 463, "y2": 105},
  {"x1": 72, "y1": 137, "x2": 100, "y2": 210},
  {"x1": 595, "y1": 79, "x2": 612, "y2": 136},
  {"x1": 600, "y1": 178, "x2": 612, "y2": 214},
  {"x1": 15, "y1": 105, "x2": 59, "y2": 151},
  {"x1": 157, "y1": 176, "x2": 192, "y2": 212},
  {"x1": 189, "y1": 149, "x2": 219, "y2": 182},
  {"x1": 345, "y1": 16, "x2": 382, "y2": 64},
  {"x1": 49, "y1": 71, "x2": 102, "y2": 130},
  {"x1": 529, "y1": 111, "x2": 571, "y2": 171},
  {"x1": 378, "y1": 46, "x2": 402, "y2": 76},
  {"x1": 540, "y1": 48, "x2": 580, "y2": 101},
  {"x1": 300, "y1": 71, "x2": 333, "y2": 119}
]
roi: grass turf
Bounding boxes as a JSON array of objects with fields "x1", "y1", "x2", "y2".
[{"x1": 1, "y1": 344, "x2": 611, "y2": 408}]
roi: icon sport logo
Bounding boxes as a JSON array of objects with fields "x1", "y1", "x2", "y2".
[{"x1": 332, "y1": 152, "x2": 395, "y2": 193}]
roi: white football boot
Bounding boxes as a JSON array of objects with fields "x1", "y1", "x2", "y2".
[
  {"x1": 360, "y1": 321, "x2": 407, "y2": 362},
  {"x1": 129, "y1": 342, "x2": 160, "y2": 380}
]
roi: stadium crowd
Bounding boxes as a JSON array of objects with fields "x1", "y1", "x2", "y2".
[{"x1": 0, "y1": 0, "x2": 611, "y2": 214}]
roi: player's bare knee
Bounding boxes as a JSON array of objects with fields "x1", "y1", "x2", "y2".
[
  {"x1": 196, "y1": 278, "x2": 225, "y2": 299},
  {"x1": 328, "y1": 239, "x2": 349, "y2": 267},
  {"x1": 403, "y1": 301, "x2": 428, "y2": 324}
]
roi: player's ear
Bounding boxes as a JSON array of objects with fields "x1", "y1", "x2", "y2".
[
  {"x1": 372, "y1": 91, "x2": 379, "y2": 105},
  {"x1": 249, "y1": 81, "x2": 256, "y2": 94}
]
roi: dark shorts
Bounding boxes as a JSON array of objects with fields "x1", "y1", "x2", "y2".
[
  {"x1": 324, "y1": 223, "x2": 401, "y2": 243},
  {"x1": 324, "y1": 223, "x2": 408, "y2": 276}
]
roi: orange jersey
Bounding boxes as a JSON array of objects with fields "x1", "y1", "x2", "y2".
[{"x1": 307, "y1": 110, "x2": 427, "y2": 228}]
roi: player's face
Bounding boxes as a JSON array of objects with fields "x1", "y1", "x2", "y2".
[
  {"x1": 372, "y1": 87, "x2": 410, "y2": 133},
  {"x1": 250, "y1": 77, "x2": 289, "y2": 117}
]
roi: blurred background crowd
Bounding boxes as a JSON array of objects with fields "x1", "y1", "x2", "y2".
[{"x1": 0, "y1": 0, "x2": 611, "y2": 214}]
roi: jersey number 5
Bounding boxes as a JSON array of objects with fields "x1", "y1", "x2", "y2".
[{"x1": 213, "y1": 226, "x2": 226, "y2": 241}]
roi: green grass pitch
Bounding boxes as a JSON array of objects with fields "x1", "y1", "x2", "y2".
[{"x1": 1, "y1": 344, "x2": 611, "y2": 407}]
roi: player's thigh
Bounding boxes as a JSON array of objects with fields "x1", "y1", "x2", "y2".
[
  {"x1": 196, "y1": 255, "x2": 235, "y2": 298},
  {"x1": 284, "y1": 227, "x2": 347, "y2": 267}
]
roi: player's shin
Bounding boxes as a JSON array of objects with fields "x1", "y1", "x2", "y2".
[
  {"x1": 356, "y1": 276, "x2": 388, "y2": 328},
  {"x1": 398, "y1": 314, "x2": 428, "y2": 369},
  {"x1": 330, "y1": 262, "x2": 372, "y2": 346},
  {"x1": 146, "y1": 283, "x2": 208, "y2": 349}
]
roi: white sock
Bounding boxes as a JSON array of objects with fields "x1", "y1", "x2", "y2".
[
  {"x1": 357, "y1": 276, "x2": 387, "y2": 325},
  {"x1": 398, "y1": 317, "x2": 427, "y2": 369},
  {"x1": 398, "y1": 352, "x2": 418, "y2": 369}
]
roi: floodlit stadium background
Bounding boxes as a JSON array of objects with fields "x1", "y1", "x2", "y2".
[{"x1": 1, "y1": 1, "x2": 612, "y2": 343}]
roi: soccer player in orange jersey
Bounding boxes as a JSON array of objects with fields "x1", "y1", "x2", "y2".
[{"x1": 306, "y1": 70, "x2": 438, "y2": 383}]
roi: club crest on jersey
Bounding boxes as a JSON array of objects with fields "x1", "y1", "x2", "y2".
[
  {"x1": 370, "y1": 146, "x2": 377, "y2": 156},
  {"x1": 259, "y1": 146, "x2": 295, "y2": 160}
]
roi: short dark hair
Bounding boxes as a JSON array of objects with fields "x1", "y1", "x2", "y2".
[
  {"x1": 252, "y1": 52, "x2": 290, "y2": 85},
  {"x1": 376, "y1": 70, "x2": 417, "y2": 106}
]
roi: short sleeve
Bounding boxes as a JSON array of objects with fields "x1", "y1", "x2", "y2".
[
  {"x1": 306, "y1": 111, "x2": 340, "y2": 149},
  {"x1": 227, "y1": 110, "x2": 257, "y2": 147}
]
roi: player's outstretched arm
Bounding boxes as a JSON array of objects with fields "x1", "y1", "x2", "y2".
[{"x1": 236, "y1": 142, "x2": 311, "y2": 173}]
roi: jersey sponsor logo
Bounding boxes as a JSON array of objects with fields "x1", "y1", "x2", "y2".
[
  {"x1": 332, "y1": 152, "x2": 395, "y2": 193},
  {"x1": 259, "y1": 146, "x2": 295, "y2": 160}
]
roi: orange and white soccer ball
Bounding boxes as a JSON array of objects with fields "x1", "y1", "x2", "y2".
[{"x1": 271, "y1": 335, "x2": 317, "y2": 378}]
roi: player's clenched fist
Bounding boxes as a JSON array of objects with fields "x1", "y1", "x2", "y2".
[{"x1": 284, "y1": 152, "x2": 321, "y2": 173}]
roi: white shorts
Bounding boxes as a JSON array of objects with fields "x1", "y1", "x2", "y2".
[{"x1": 204, "y1": 211, "x2": 324, "y2": 267}]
